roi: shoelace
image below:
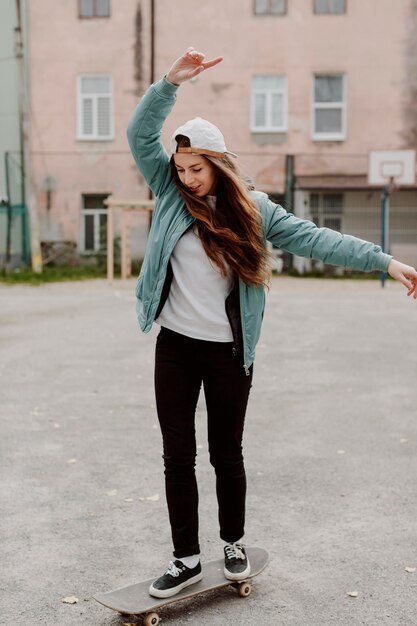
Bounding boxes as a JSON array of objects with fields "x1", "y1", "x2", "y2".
[
  {"x1": 224, "y1": 543, "x2": 245, "y2": 561},
  {"x1": 166, "y1": 560, "x2": 184, "y2": 578}
]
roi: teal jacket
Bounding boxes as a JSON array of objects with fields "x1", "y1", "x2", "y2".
[{"x1": 127, "y1": 77, "x2": 392, "y2": 372}]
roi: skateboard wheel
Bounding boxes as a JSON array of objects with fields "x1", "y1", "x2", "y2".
[
  {"x1": 144, "y1": 612, "x2": 160, "y2": 626},
  {"x1": 238, "y1": 582, "x2": 252, "y2": 597}
]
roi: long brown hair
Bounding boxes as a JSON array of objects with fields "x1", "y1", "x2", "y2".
[{"x1": 171, "y1": 136, "x2": 270, "y2": 287}]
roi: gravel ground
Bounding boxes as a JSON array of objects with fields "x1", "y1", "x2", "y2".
[{"x1": 1, "y1": 276, "x2": 416, "y2": 626}]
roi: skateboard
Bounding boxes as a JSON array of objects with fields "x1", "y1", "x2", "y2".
[{"x1": 94, "y1": 546, "x2": 269, "y2": 625}]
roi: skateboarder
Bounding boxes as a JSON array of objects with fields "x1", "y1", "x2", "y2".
[{"x1": 127, "y1": 47, "x2": 417, "y2": 599}]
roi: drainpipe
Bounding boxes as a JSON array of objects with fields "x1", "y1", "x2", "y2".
[
  {"x1": 150, "y1": 0, "x2": 155, "y2": 87},
  {"x1": 15, "y1": 0, "x2": 42, "y2": 272},
  {"x1": 3, "y1": 154, "x2": 12, "y2": 272},
  {"x1": 284, "y1": 154, "x2": 294, "y2": 213},
  {"x1": 147, "y1": 0, "x2": 155, "y2": 227},
  {"x1": 284, "y1": 154, "x2": 295, "y2": 269}
]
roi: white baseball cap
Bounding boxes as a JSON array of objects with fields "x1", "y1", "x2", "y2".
[{"x1": 171, "y1": 117, "x2": 237, "y2": 159}]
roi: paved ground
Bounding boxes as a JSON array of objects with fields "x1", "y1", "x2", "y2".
[{"x1": 1, "y1": 276, "x2": 416, "y2": 626}]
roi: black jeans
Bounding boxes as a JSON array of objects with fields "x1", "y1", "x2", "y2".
[{"x1": 154, "y1": 327, "x2": 253, "y2": 558}]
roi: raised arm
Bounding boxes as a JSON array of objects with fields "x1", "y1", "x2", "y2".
[
  {"x1": 126, "y1": 78, "x2": 178, "y2": 197},
  {"x1": 126, "y1": 48, "x2": 222, "y2": 197},
  {"x1": 166, "y1": 47, "x2": 223, "y2": 85}
]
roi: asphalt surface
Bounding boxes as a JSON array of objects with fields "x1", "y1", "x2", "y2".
[{"x1": 1, "y1": 276, "x2": 416, "y2": 626}]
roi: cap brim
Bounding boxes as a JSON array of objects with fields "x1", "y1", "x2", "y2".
[{"x1": 177, "y1": 146, "x2": 238, "y2": 159}]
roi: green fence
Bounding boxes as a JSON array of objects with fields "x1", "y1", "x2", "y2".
[{"x1": 0, "y1": 204, "x2": 31, "y2": 267}]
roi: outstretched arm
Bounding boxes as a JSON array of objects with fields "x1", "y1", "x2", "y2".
[
  {"x1": 387, "y1": 259, "x2": 417, "y2": 298},
  {"x1": 263, "y1": 195, "x2": 417, "y2": 299}
]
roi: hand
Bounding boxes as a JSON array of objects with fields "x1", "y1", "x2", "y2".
[
  {"x1": 387, "y1": 259, "x2": 417, "y2": 299},
  {"x1": 167, "y1": 47, "x2": 223, "y2": 85}
]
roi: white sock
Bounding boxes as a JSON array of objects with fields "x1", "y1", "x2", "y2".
[{"x1": 177, "y1": 554, "x2": 200, "y2": 569}]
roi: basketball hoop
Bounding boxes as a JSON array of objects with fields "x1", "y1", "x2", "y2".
[
  {"x1": 368, "y1": 150, "x2": 416, "y2": 188},
  {"x1": 386, "y1": 176, "x2": 398, "y2": 194}
]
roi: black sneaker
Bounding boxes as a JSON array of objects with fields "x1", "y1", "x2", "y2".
[
  {"x1": 223, "y1": 543, "x2": 251, "y2": 580},
  {"x1": 149, "y1": 560, "x2": 202, "y2": 598}
]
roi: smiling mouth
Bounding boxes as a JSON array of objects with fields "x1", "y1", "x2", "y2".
[{"x1": 188, "y1": 186, "x2": 201, "y2": 193}]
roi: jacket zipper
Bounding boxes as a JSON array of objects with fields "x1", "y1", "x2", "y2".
[{"x1": 238, "y1": 280, "x2": 250, "y2": 376}]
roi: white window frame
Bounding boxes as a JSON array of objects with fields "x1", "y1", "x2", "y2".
[
  {"x1": 80, "y1": 195, "x2": 108, "y2": 253},
  {"x1": 251, "y1": 75, "x2": 288, "y2": 133},
  {"x1": 76, "y1": 74, "x2": 114, "y2": 141},
  {"x1": 312, "y1": 73, "x2": 347, "y2": 141}
]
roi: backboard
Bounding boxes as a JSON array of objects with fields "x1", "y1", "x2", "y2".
[{"x1": 368, "y1": 150, "x2": 416, "y2": 186}]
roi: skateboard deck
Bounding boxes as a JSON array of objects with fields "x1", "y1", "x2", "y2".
[{"x1": 94, "y1": 547, "x2": 269, "y2": 625}]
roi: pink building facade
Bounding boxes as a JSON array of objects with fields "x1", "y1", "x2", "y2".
[{"x1": 26, "y1": 0, "x2": 417, "y2": 268}]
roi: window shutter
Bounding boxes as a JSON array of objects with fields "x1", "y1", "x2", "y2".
[
  {"x1": 314, "y1": 0, "x2": 328, "y2": 13},
  {"x1": 271, "y1": 93, "x2": 284, "y2": 127},
  {"x1": 255, "y1": 0, "x2": 285, "y2": 14},
  {"x1": 271, "y1": 0, "x2": 286, "y2": 13},
  {"x1": 82, "y1": 98, "x2": 94, "y2": 136},
  {"x1": 96, "y1": 0, "x2": 110, "y2": 17},
  {"x1": 80, "y1": 0, "x2": 93, "y2": 17},
  {"x1": 97, "y1": 97, "x2": 111, "y2": 137},
  {"x1": 254, "y1": 93, "x2": 267, "y2": 128},
  {"x1": 331, "y1": 0, "x2": 345, "y2": 14},
  {"x1": 314, "y1": 0, "x2": 346, "y2": 14},
  {"x1": 255, "y1": 0, "x2": 269, "y2": 14}
]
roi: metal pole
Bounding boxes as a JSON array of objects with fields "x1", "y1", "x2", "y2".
[
  {"x1": 284, "y1": 154, "x2": 294, "y2": 213},
  {"x1": 150, "y1": 0, "x2": 155, "y2": 86},
  {"x1": 4, "y1": 153, "x2": 13, "y2": 272},
  {"x1": 148, "y1": 0, "x2": 155, "y2": 228},
  {"x1": 106, "y1": 200, "x2": 114, "y2": 284},
  {"x1": 15, "y1": 0, "x2": 43, "y2": 272},
  {"x1": 380, "y1": 181, "x2": 391, "y2": 288}
]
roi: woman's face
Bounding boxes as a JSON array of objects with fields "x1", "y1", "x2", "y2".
[{"x1": 173, "y1": 153, "x2": 217, "y2": 197}]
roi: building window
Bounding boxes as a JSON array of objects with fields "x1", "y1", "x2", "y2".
[
  {"x1": 77, "y1": 75, "x2": 114, "y2": 141},
  {"x1": 314, "y1": 0, "x2": 346, "y2": 14},
  {"x1": 251, "y1": 75, "x2": 288, "y2": 132},
  {"x1": 81, "y1": 194, "x2": 108, "y2": 252},
  {"x1": 254, "y1": 0, "x2": 286, "y2": 15},
  {"x1": 313, "y1": 74, "x2": 346, "y2": 141},
  {"x1": 310, "y1": 193, "x2": 344, "y2": 231},
  {"x1": 79, "y1": 0, "x2": 110, "y2": 18}
]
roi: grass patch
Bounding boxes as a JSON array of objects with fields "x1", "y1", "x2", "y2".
[
  {"x1": 1, "y1": 263, "x2": 383, "y2": 285},
  {"x1": 0, "y1": 265, "x2": 110, "y2": 285}
]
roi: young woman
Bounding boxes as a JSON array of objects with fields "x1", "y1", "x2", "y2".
[{"x1": 127, "y1": 48, "x2": 417, "y2": 599}]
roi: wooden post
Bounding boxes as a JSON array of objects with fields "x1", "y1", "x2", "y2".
[
  {"x1": 125, "y1": 209, "x2": 132, "y2": 278},
  {"x1": 107, "y1": 199, "x2": 114, "y2": 283},
  {"x1": 105, "y1": 198, "x2": 155, "y2": 284},
  {"x1": 120, "y1": 208, "x2": 128, "y2": 279}
]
